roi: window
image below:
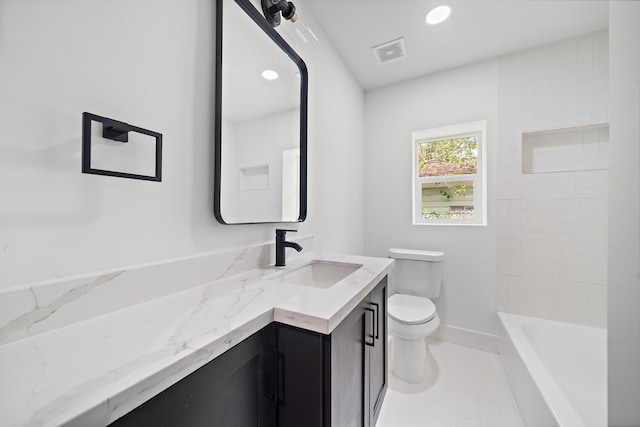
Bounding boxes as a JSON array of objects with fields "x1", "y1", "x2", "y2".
[{"x1": 412, "y1": 120, "x2": 487, "y2": 225}]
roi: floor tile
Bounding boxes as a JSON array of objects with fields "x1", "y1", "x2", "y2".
[
  {"x1": 378, "y1": 339, "x2": 523, "y2": 427},
  {"x1": 477, "y1": 398, "x2": 524, "y2": 427}
]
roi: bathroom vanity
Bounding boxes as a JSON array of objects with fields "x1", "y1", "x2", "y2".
[
  {"x1": 111, "y1": 278, "x2": 387, "y2": 427},
  {"x1": 0, "y1": 241, "x2": 392, "y2": 427}
]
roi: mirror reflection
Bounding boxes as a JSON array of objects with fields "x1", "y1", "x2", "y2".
[{"x1": 215, "y1": 0, "x2": 307, "y2": 224}]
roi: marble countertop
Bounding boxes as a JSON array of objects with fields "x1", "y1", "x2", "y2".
[{"x1": 0, "y1": 251, "x2": 393, "y2": 427}]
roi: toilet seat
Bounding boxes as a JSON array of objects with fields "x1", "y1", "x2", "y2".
[{"x1": 388, "y1": 294, "x2": 436, "y2": 325}]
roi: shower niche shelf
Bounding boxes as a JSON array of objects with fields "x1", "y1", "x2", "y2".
[
  {"x1": 238, "y1": 164, "x2": 269, "y2": 191},
  {"x1": 522, "y1": 123, "x2": 609, "y2": 174}
]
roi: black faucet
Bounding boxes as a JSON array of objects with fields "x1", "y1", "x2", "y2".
[{"x1": 275, "y1": 229, "x2": 303, "y2": 267}]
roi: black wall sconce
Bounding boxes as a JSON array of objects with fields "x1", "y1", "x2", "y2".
[
  {"x1": 261, "y1": 0, "x2": 297, "y2": 27},
  {"x1": 82, "y1": 112, "x2": 163, "y2": 182}
]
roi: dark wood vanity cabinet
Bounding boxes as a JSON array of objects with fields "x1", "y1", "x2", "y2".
[
  {"x1": 110, "y1": 324, "x2": 278, "y2": 427},
  {"x1": 110, "y1": 277, "x2": 387, "y2": 427},
  {"x1": 367, "y1": 278, "x2": 388, "y2": 425},
  {"x1": 277, "y1": 277, "x2": 388, "y2": 427}
]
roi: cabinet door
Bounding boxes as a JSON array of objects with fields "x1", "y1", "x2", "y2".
[
  {"x1": 367, "y1": 278, "x2": 388, "y2": 427},
  {"x1": 276, "y1": 324, "x2": 324, "y2": 427},
  {"x1": 109, "y1": 325, "x2": 277, "y2": 427},
  {"x1": 330, "y1": 299, "x2": 370, "y2": 427}
]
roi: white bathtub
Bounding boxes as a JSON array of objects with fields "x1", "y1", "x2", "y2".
[{"x1": 497, "y1": 312, "x2": 607, "y2": 427}]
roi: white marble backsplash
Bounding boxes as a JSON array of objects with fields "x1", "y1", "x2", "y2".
[{"x1": 0, "y1": 236, "x2": 312, "y2": 345}]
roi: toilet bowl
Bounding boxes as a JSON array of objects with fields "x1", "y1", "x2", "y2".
[
  {"x1": 389, "y1": 294, "x2": 440, "y2": 383},
  {"x1": 388, "y1": 248, "x2": 444, "y2": 384}
]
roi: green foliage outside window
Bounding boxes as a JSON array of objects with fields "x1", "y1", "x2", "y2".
[
  {"x1": 418, "y1": 136, "x2": 477, "y2": 177},
  {"x1": 439, "y1": 184, "x2": 467, "y2": 199}
]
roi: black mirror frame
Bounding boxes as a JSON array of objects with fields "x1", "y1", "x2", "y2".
[{"x1": 214, "y1": 0, "x2": 308, "y2": 225}]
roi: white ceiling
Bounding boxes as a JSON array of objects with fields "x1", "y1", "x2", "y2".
[{"x1": 302, "y1": 0, "x2": 610, "y2": 90}]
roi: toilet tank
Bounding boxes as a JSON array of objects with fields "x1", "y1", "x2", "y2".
[{"x1": 388, "y1": 248, "x2": 444, "y2": 298}]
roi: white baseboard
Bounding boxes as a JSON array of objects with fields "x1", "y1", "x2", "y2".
[{"x1": 430, "y1": 324, "x2": 498, "y2": 354}]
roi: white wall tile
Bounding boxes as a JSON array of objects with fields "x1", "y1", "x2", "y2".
[
  {"x1": 495, "y1": 274, "x2": 509, "y2": 312},
  {"x1": 523, "y1": 115, "x2": 578, "y2": 133},
  {"x1": 571, "y1": 282, "x2": 592, "y2": 324},
  {"x1": 507, "y1": 123, "x2": 524, "y2": 162},
  {"x1": 577, "y1": 33, "x2": 594, "y2": 71},
  {"x1": 506, "y1": 276, "x2": 522, "y2": 314},
  {"x1": 519, "y1": 174, "x2": 535, "y2": 200},
  {"x1": 545, "y1": 173, "x2": 576, "y2": 199},
  {"x1": 528, "y1": 174, "x2": 547, "y2": 199},
  {"x1": 497, "y1": 275, "x2": 522, "y2": 315},
  {"x1": 574, "y1": 198, "x2": 608, "y2": 241},
  {"x1": 519, "y1": 277, "x2": 574, "y2": 322},
  {"x1": 531, "y1": 76, "x2": 561, "y2": 120},
  {"x1": 592, "y1": 30, "x2": 609, "y2": 69},
  {"x1": 578, "y1": 66, "x2": 609, "y2": 85},
  {"x1": 573, "y1": 238, "x2": 608, "y2": 285},
  {"x1": 577, "y1": 78, "x2": 609, "y2": 115},
  {"x1": 497, "y1": 30, "x2": 608, "y2": 326},
  {"x1": 497, "y1": 162, "x2": 522, "y2": 200},
  {"x1": 561, "y1": 72, "x2": 577, "y2": 117},
  {"x1": 521, "y1": 42, "x2": 577, "y2": 80},
  {"x1": 570, "y1": 282, "x2": 607, "y2": 327},
  {"x1": 520, "y1": 199, "x2": 576, "y2": 238},
  {"x1": 497, "y1": 200, "x2": 509, "y2": 239},
  {"x1": 497, "y1": 199, "x2": 522, "y2": 239},
  {"x1": 588, "y1": 284, "x2": 607, "y2": 328},
  {"x1": 506, "y1": 200, "x2": 521, "y2": 238},
  {"x1": 508, "y1": 52, "x2": 524, "y2": 83},
  {"x1": 497, "y1": 238, "x2": 521, "y2": 276},
  {"x1": 575, "y1": 170, "x2": 609, "y2": 198},
  {"x1": 588, "y1": 110, "x2": 609, "y2": 126}
]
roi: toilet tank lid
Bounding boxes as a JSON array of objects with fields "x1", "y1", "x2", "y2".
[{"x1": 388, "y1": 248, "x2": 445, "y2": 261}]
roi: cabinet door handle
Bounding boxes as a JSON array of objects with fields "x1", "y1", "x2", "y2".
[
  {"x1": 370, "y1": 302, "x2": 379, "y2": 340},
  {"x1": 364, "y1": 308, "x2": 375, "y2": 347},
  {"x1": 263, "y1": 346, "x2": 278, "y2": 403}
]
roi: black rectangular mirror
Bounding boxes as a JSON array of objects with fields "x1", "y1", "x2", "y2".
[{"x1": 214, "y1": 0, "x2": 308, "y2": 224}]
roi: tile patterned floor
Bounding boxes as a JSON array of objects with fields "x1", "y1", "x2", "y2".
[{"x1": 377, "y1": 339, "x2": 524, "y2": 427}]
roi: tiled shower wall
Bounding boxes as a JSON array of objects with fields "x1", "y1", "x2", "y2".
[{"x1": 496, "y1": 30, "x2": 609, "y2": 327}]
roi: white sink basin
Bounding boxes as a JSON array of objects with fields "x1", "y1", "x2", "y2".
[{"x1": 278, "y1": 260, "x2": 362, "y2": 288}]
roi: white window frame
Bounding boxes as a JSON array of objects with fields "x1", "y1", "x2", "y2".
[{"x1": 412, "y1": 120, "x2": 487, "y2": 226}]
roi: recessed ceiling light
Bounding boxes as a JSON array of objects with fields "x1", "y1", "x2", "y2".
[
  {"x1": 426, "y1": 5, "x2": 452, "y2": 25},
  {"x1": 262, "y1": 69, "x2": 278, "y2": 80}
]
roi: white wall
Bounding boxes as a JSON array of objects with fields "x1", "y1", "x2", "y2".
[
  {"x1": 496, "y1": 30, "x2": 609, "y2": 328},
  {"x1": 364, "y1": 60, "x2": 499, "y2": 335},
  {"x1": 0, "y1": 0, "x2": 365, "y2": 289},
  {"x1": 292, "y1": 0, "x2": 366, "y2": 256},
  {"x1": 608, "y1": 2, "x2": 640, "y2": 425}
]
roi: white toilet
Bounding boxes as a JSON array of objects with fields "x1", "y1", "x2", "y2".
[{"x1": 388, "y1": 248, "x2": 444, "y2": 384}]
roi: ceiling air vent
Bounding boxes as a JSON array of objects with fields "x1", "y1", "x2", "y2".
[{"x1": 372, "y1": 37, "x2": 407, "y2": 65}]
